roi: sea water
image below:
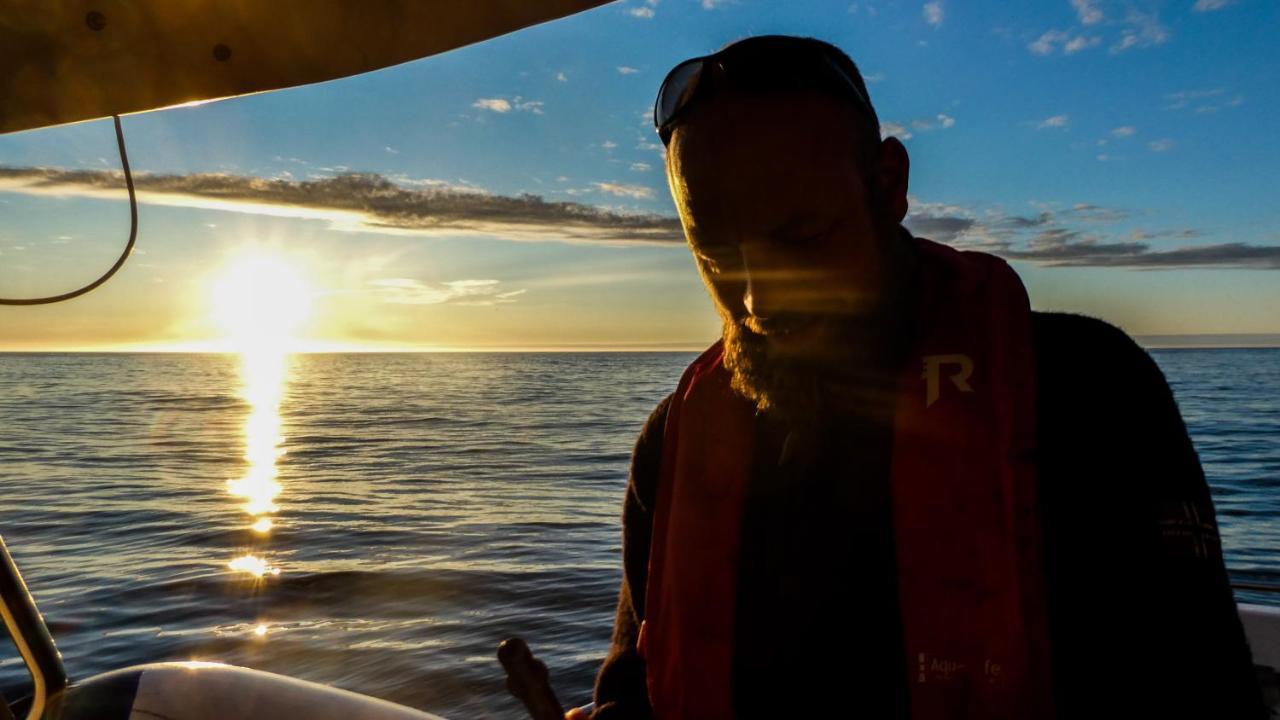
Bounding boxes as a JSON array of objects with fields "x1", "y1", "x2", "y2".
[{"x1": 0, "y1": 350, "x2": 1275, "y2": 717}]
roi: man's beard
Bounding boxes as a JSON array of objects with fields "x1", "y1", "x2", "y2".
[
  {"x1": 720, "y1": 310, "x2": 898, "y2": 428},
  {"x1": 722, "y1": 313, "x2": 820, "y2": 425}
]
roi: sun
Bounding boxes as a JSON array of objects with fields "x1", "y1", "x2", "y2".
[{"x1": 210, "y1": 252, "x2": 314, "y2": 353}]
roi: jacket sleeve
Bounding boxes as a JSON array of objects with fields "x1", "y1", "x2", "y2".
[
  {"x1": 1033, "y1": 313, "x2": 1266, "y2": 718},
  {"x1": 590, "y1": 395, "x2": 671, "y2": 720}
]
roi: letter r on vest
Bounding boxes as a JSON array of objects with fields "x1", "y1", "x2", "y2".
[{"x1": 921, "y1": 354, "x2": 975, "y2": 408}]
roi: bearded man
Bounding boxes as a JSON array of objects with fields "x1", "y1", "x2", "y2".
[{"x1": 579, "y1": 35, "x2": 1263, "y2": 719}]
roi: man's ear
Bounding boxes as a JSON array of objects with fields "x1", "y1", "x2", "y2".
[{"x1": 877, "y1": 136, "x2": 910, "y2": 224}]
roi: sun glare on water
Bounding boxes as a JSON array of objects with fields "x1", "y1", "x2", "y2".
[{"x1": 210, "y1": 252, "x2": 314, "y2": 579}]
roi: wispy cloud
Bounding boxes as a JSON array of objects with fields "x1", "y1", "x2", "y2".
[
  {"x1": 1110, "y1": 9, "x2": 1169, "y2": 53},
  {"x1": 911, "y1": 113, "x2": 956, "y2": 132},
  {"x1": 1193, "y1": 0, "x2": 1231, "y2": 11},
  {"x1": 1037, "y1": 114, "x2": 1069, "y2": 129},
  {"x1": 0, "y1": 168, "x2": 682, "y2": 246},
  {"x1": 922, "y1": 1, "x2": 943, "y2": 27},
  {"x1": 629, "y1": 0, "x2": 659, "y2": 17},
  {"x1": 1065, "y1": 203, "x2": 1132, "y2": 223},
  {"x1": 1164, "y1": 88, "x2": 1223, "y2": 108},
  {"x1": 1031, "y1": 6, "x2": 1165, "y2": 57},
  {"x1": 593, "y1": 181, "x2": 655, "y2": 199},
  {"x1": 630, "y1": 162, "x2": 652, "y2": 172},
  {"x1": 616, "y1": 66, "x2": 640, "y2": 75},
  {"x1": 904, "y1": 199, "x2": 1280, "y2": 269},
  {"x1": 1028, "y1": 30, "x2": 1099, "y2": 56},
  {"x1": 1063, "y1": 35, "x2": 1101, "y2": 53},
  {"x1": 880, "y1": 121, "x2": 913, "y2": 140},
  {"x1": 700, "y1": 0, "x2": 732, "y2": 8},
  {"x1": 514, "y1": 98, "x2": 545, "y2": 114},
  {"x1": 1111, "y1": 126, "x2": 1137, "y2": 138},
  {"x1": 1006, "y1": 241, "x2": 1280, "y2": 269},
  {"x1": 1148, "y1": 138, "x2": 1175, "y2": 152},
  {"x1": 12, "y1": 166, "x2": 1270, "y2": 271},
  {"x1": 555, "y1": 72, "x2": 568, "y2": 82},
  {"x1": 472, "y1": 97, "x2": 544, "y2": 114},
  {"x1": 636, "y1": 139, "x2": 665, "y2": 155},
  {"x1": 1028, "y1": 30, "x2": 1064, "y2": 56},
  {"x1": 1164, "y1": 88, "x2": 1243, "y2": 113},
  {"x1": 369, "y1": 278, "x2": 526, "y2": 306},
  {"x1": 903, "y1": 200, "x2": 978, "y2": 240},
  {"x1": 472, "y1": 98, "x2": 512, "y2": 113},
  {"x1": 1071, "y1": 0, "x2": 1103, "y2": 25}
]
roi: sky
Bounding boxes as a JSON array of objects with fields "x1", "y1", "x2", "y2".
[{"x1": 1, "y1": 0, "x2": 1278, "y2": 350}]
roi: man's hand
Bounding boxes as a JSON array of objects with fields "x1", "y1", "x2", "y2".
[
  {"x1": 564, "y1": 709, "x2": 591, "y2": 720},
  {"x1": 497, "y1": 637, "x2": 566, "y2": 720}
]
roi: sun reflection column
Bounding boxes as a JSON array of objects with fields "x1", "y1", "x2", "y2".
[
  {"x1": 226, "y1": 348, "x2": 286, "y2": 578},
  {"x1": 210, "y1": 253, "x2": 314, "y2": 581},
  {"x1": 229, "y1": 347, "x2": 288, "y2": 540}
]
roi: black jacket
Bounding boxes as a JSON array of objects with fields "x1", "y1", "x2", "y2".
[{"x1": 590, "y1": 312, "x2": 1264, "y2": 719}]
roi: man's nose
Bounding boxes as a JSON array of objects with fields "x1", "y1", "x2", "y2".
[
  {"x1": 743, "y1": 274, "x2": 771, "y2": 319},
  {"x1": 740, "y1": 244, "x2": 790, "y2": 319}
]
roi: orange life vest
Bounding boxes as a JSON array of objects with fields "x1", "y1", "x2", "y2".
[{"x1": 638, "y1": 238, "x2": 1054, "y2": 718}]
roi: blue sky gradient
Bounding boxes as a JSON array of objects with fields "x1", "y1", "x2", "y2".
[{"x1": 1, "y1": 0, "x2": 1277, "y2": 349}]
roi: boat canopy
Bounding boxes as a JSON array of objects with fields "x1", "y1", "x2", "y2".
[{"x1": 0, "y1": 0, "x2": 610, "y2": 135}]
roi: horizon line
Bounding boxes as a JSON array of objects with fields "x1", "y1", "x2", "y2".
[
  {"x1": 3, "y1": 333, "x2": 1280, "y2": 354},
  {"x1": 0, "y1": 343, "x2": 712, "y2": 354}
]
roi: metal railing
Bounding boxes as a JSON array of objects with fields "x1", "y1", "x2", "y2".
[{"x1": 0, "y1": 536, "x2": 66, "y2": 720}]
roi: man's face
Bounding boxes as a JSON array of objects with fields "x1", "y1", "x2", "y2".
[{"x1": 667, "y1": 91, "x2": 904, "y2": 419}]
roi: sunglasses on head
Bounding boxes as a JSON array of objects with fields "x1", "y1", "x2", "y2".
[{"x1": 653, "y1": 39, "x2": 875, "y2": 146}]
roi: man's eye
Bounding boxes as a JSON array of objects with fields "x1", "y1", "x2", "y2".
[{"x1": 784, "y1": 221, "x2": 839, "y2": 247}]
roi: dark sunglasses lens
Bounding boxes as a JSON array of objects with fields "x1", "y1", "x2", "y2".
[{"x1": 655, "y1": 60, "x2": 704, "y2": 129}]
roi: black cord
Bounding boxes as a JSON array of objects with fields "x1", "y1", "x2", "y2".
[{"x1": 0, "y1": 115, "x2": 138, "y2": 305}]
